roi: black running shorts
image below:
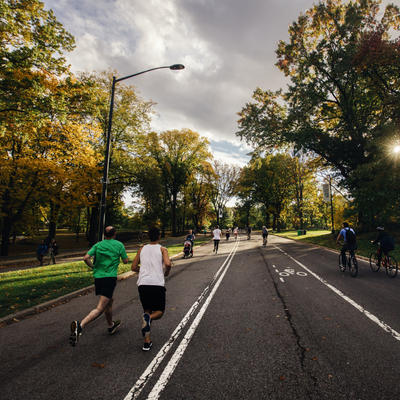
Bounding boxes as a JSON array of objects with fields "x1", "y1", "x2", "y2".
[
  {"x1": 138, "y1": 285, "x2": 166, "y2": 312},
  {"x1": 94, "y1": 277, "x2": 117, "y2": 299}
]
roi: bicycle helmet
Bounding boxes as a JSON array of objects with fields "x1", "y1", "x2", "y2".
[{"x1": 376, "y1": 226, "x2": 385, "y2": 231}]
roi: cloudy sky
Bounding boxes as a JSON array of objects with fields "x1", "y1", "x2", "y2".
[
  {"x1": 43, "y1": 0, "x2": 393, "y2": 168},
  {"x1": 41, "y1": 0, "x2": 314, "y2": 165}
]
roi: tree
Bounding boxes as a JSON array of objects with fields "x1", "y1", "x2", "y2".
[
  {"x1": 143, "y1": 129, "x2": 212, "y2": 236},
  {"x1": 0, "y1": 119, "x2": 101, "y2": 255},
  {"x1": 208, "y1": 160, "x2": 242, "y2": 226},
  {"x1": 237, "y1": 0, "x2": 400, "y2": 223},
  {"x1": 187, "y1": 162, "x2": 215, "y2": 232},
  {"x1": 239, "y1": 153, "x2": 296, "y2": 232},
  {"x1": 76, "y1": 69, "x2": 157, "y2": 244}
]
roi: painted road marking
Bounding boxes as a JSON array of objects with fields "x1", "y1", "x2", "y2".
[
  {"x1": 124, "y1": 238, "x2": 240, "y2": 400},
  {"x1": 273, "y1": 244, "x2": 400, "y2": 342}
]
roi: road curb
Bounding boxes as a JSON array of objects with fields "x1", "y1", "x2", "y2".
[{"x1": 0, "y1": 239, "x2": 212, "y2": 327}]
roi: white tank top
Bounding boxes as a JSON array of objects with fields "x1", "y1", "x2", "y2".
[{"x1": 137, "y1": 244, "x2": 165, "y2": 287}]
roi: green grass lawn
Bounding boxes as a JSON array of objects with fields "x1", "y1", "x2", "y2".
[
  {"x1": 272, "y1": 229, "x2": 400, "y2": 261},
  {"x1": 0, "y1": 236, "x2": 211, "y2": 320}
]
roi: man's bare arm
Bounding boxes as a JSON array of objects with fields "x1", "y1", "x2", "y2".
[
  {"x1": 83, "y1": 254, "x2": 94, "y2": 270},
  {"x1": 162, "y1": 247, "x2": 172, "y2": 277},
  {"x1": 131, "y1": 248, "x2": 142, "y2": 272}
]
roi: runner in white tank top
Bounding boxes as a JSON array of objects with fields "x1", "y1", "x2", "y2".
[
  {"x1": 137, "y1": 244, "x2": 165, "y2": 287},
  {"x1": 131, "y1": 227, "x2": 171, "y2": 351}
]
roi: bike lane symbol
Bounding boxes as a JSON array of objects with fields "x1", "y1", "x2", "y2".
[{"x1": 274, "y1": 267, "x2": 307, "y2": 282}]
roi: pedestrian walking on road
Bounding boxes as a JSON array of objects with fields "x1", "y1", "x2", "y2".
[
  {"x1": 69, "y1": 226, "x2": 129, "y2": 347},
  {"x1": 131, "y1": 226, "x2": 172, "y2": 351},
  {"x1": 213, "y1": 225, "x2": 221, "y2": 254},
  {"x1": 36, "y1": 239, "x2": 47, "y2": 266}
]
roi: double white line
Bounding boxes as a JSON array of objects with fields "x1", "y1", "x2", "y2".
[{"x1": 124, "y1": 237, "x2": 240, "y2": 400}]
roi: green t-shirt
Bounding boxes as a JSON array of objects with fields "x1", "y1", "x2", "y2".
[{"x1": 88, "y1": 239, "x2": 128, "y2": 278}]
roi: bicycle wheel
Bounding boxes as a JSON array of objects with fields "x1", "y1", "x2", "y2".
[
  {"x1": 369, "y1": 252, "x2": 380, "y2": 272},
  {"x1": 349, "y1": 255, "x2": 358, "y2": 277},
  {"x1": 339, "y1": 255, "x2": 346, "y2": 272},
  {"x1": 386, "y1": 255, "x2": 398, "y2": 278}
]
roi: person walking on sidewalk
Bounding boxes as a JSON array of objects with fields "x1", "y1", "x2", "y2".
[
  {"x1": 69, "y1": 226, "x2": 129, "y2": 347},
  {"x1": 131, "y1": 226, "x2": 172, "y2": 351},
  {"x1": 49, "y1": 238, "x2": 59, "y2": 264}
]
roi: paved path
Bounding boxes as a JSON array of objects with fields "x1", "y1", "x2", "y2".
[{"x1": 2, "y1": 234, "x2": 400, "y2": 399}]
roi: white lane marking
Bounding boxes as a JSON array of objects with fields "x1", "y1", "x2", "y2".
[
  {"x1": 124, "y1": 238, "x2": 240, "y2": 400},
  {"x1": 273, "y1": 244, "x2": 400, "y2": 341},
  {"x1": 280, "y1": 278, "x2": 285, "y2": 282},
  {"x1": 147, "y1": 238, "x2": 240, "y2": 399}
]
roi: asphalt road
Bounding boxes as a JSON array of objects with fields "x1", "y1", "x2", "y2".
[{"x1": 1, "y1": 234, "x2": 400, "y2": 399}]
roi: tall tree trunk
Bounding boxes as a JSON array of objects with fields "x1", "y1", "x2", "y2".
[
  {"x1": 272, "y1": 213, "x2": 277, "y2": 231},
  {"x1": 48, "y1": 200, "x2": 61, "y2": 240},
  {"x1": 76, "y1": 208, "x2": 81, "y2": 243},
  {"x1": 171, "y1": 192, "x2": 177, "y2": 237},
  {"x1": 88, "y1": 206, "x2": 99, "y2": 246},
  {"x1": 1, "y1": 218, "x2": 12, "y2": 256},
  {"x1": 86, "y1": 207, "x2": 90, "y2": 241}
]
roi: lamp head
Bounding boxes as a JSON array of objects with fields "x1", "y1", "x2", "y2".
[{"x1": 170, "y1": 64, "x2": 185, "y2": 70}]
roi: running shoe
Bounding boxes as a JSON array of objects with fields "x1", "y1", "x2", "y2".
[
  {"x1": 142, "y1": 341, "x2": 153, "y2": 351},
  {"x1": 108, "y1": 319, "x2": 122, "y2": 334},
  {"x1": 142, "y1": 313, "x2": 151, "y2": 337},
  {"x1": 69, "y1": 320, "x2": 82, "y2": 347}
]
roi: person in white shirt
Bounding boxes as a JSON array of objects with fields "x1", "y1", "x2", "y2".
[
  {"x1": 131, "y1": 227, "x2": 172, "y2": 351},
  {"x1": 213, "y1": 225, "x2": 222, "y2": 253}
]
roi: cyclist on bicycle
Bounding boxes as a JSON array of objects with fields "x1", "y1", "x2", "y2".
[
  {"x1": 262, "y1": 226, "x2": 268, "y2": 246},
  {"x1": 371, "y1": 226, "x2": 395, "y2": 266},
  {"x1": 336, "y1": 222, "x2": 357, "y2": 268}
]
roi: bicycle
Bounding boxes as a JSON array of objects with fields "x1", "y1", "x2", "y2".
[
  {"x1": 338, "y1": 242, "x2": 358, "y2": 277},
  {"x1": 369, "y1": 246, "x2": 398, "y2": 278}
]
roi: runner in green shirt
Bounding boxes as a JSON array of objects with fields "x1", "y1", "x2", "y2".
[{"x1": 69, "y1": 226, "x2": 129, "y2": 346}]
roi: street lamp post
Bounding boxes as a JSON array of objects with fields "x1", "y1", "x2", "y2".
[{"x1": 98, "y1": 64, "x2": 185, "y2": 242}]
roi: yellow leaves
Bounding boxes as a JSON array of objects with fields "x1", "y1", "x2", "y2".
[{"x1": 92, "y1": 363, "x2": 106, "y2": 369}]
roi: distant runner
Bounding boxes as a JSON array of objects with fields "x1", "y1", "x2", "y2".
[{"x1": 213, "y1": 225, "x2": 222, "y2": 254}]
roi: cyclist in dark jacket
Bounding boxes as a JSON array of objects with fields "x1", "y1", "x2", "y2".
[{"x1": 371, "y1": 227, "x2": 395, "y2": 266}]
